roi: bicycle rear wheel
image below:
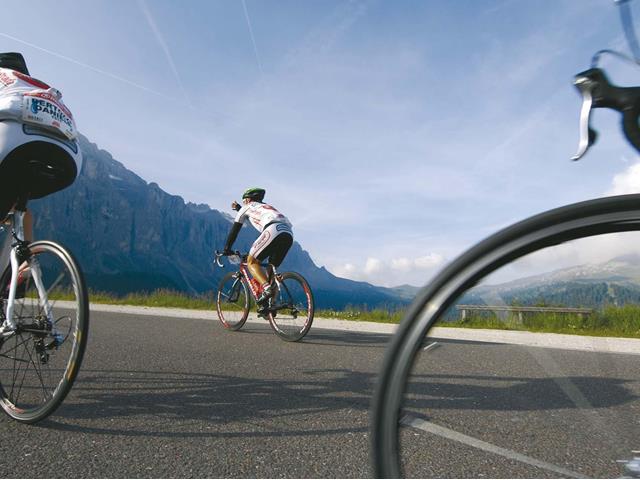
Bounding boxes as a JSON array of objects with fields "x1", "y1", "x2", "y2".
[
  {"x1": 268, "y1": 271, "x2": 314, "y2": 341},
  {"x1": 216, "y1": 272, "x2": 250, "y2": 331},
  {"x1": 0, "y1": 240, "x2": 89, "y2": 423},
  {"x1": 372, "y1": 194, "x2": 640, "y2": 478}
]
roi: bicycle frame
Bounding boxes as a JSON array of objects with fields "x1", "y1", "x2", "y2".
[
  {"x1": 215, "y1": 252, "x2": 286, "y2": 306},
  {"x1": 237, "y1": 259, "x2": 277, "y2": 300},
  {"x1": 1, "y1": 208, "x2": 53, "y2": 334}
]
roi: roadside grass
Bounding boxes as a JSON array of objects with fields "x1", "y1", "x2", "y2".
[
  {"x1": 88, "y1": 289, "x2": 215, "y2": 310},
  {"x1": 87, "y1": 289, "x2": 405, "y2": 322},
  {"x1": 314, "y1": 307, "x2": 404, "y2": 324},
  {"x1": 447, "y1": 305, "x2": 640, "y2": 339},
  {"x1": 83, "y1": 289, "x2": 640, "y2": 338}
]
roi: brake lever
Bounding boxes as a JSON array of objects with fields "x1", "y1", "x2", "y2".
[
  {"x1": 213, "y1": 250, "x2": 224, "y2": 268},
  {"x1": 571, "y1": 67, "x2": 640, "y2": 160},
  {"x1": 571, "y1": 74, "x2": 599, "y2": 161}
]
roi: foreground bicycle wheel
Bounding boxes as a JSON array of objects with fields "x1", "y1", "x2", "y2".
[
  {"x1": 0, "y1": 240, "x2": 88, "y2": 423},
  {"x1": 372, "y1": 194, "x2": 640, "y2": 478},
  {"x1": 268, "y1": 271, "x2": 314, "y2": 341},
  {"x1": 216, "y1": 272, "x2": 250, "y2": 331}
]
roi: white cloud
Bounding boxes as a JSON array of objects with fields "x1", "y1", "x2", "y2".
[
  {"x1": 415, "y1": 253, "x2": 444, "y2": 269},
  {"x1": 607, "y1": 161, "x2": 640, "y2": 195},
  {"x1": 390, "y1": 257, "x2": 411, "y2": 272},
  {"x1": 330, "y1": 253, "x2": 446, "y2": 287},
  {"x1": 364, "y1": 257, "x2": 384, "y2": 275},
  {"x1": 484, "y1": 231, "x2": 640, "y2": 286},
  {"x1": 333, "y1": 263, "x2": 357, "y2": 278}
]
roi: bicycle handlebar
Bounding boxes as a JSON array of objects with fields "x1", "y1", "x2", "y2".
[
  {"x1": 572, "y1": 67, "x2": 640, "y2": 160},
  {"x1": 213, "y1": 250, "x2": 244, "y2": 268}
]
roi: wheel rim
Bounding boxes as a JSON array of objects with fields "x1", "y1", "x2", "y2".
[
  {"x1": 373, "y1": 194, "x2": 640, "y2": 478},
  {"x1": 269, "y1": 273, "x2": 313, "y2": 340},
  {"x1": 0, "y1": 242, "x2": 85, "y2": 420},
  {"x1": 216, "y1": 274, "x2": 249, "y2": 329}
]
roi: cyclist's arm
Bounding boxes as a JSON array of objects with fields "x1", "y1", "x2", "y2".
[
  {"x1": 223, "y1": 221, "x2": 243, "y2": 253},
  {"x1": 223, "y1": 203, "x2": 250, "y2": 252}
]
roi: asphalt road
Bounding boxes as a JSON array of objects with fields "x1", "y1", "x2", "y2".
[
  {"x1": 0, "y1": 309, "x2": 638, "y2": 478},
  {"x1": 0, "y1": 310, "x2": 386, "y2": 478},
  {"x1": 398, "y1": 337, "x2": 640, "y2": 478}
]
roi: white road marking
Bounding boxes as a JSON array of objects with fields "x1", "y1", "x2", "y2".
[
  {"x1": 422, "y1": 341, "x2": 440, "y2": 352},
  {"x1": 401, "y1": 414, "x2": 585, "y2": 478}
]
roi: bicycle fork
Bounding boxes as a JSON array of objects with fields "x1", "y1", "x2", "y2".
[
  {"x1": 3, "y1": 246, "x2": 22, "y2": 333},
  {"x1": 3, "y1": 250, "x2": 58, "y2": 339}
]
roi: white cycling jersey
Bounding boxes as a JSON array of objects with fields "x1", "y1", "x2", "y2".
[
  {"x1": 0, "y1": 64, "x2": 82, "y2": 205},
  {"x1": 0, "y1": 67, "x2": 77, "y2": 141},
  {"x1": 235, "y1": 201, "x2": 292, "y2": 232}
]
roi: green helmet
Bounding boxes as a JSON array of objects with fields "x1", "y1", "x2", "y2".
[{"x1": 242, "y1": 187, "x2": 265, "y2": 201}]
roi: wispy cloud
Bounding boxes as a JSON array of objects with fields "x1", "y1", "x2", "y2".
[
  {"x1": 283, "y1": 0, "x2": 372, "y2": 67},
  {"x1": 137, "y1": 0, "x2": 192, "y2": 108},
  {"x1": 0, "y1": 31, "x2": 180, "y2": 102},
  {"x1": 241, "y1": 0, "x2": 264, "y2": 78}
]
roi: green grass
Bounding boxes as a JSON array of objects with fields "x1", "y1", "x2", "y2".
[
  {"x1": 86, "y1": 289, "x2": 404, "y2": 322},
  {"x1": 315, "y1": 307, "x2": 404, "y2": 324},
  {"x1": 82, "y1": 289, "x2": 640, "y2": 338},
  {"x1": 89, "y1": 289, "x2": 215, "y2": 310},
  {"x1": 448, "y1": 306, "x2": 640, "y2": 339}
]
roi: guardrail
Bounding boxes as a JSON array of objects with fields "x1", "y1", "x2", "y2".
[{"x1": 456, "y1": 304, "x2": 593, "y2": 323}]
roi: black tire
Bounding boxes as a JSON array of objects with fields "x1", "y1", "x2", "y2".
[
  {"x1": 371, "y1": 193, "x2": 640, "y2": 478},
  {"x1": 268, "y1": 271, "x2": 314, "y2": 342},
  {"x1": 216, "y1": 271, "x2": 250, "y2": 331},
  {"x1": 0, "y1": 240, "x2": 89, "y2": 423}
]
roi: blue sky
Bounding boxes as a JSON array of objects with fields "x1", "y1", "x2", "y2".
[{"x1": 3, "y1": 0, "x2": 640, "y2": 287}]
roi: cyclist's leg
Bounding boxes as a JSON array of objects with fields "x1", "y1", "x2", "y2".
[
  {"x1": 246, "y1": 254, "x2": 267, "y2": 285},
  {"x1": 23, "y1": 208, "x2": 32, "y2": 242},
  {"x1": 0, "y1": 158, "x2": 21, "y2": 223},
  {"x1": 248, "y1": 223, "x2": 293, "y2": 286},
  {"x1": 251, "y1": 226, "x2": 293, "y2": 311},
  {"x1": 263, "y1": 231, "x2": 293, "y2": 268},
  {"x1": 256, "y1": 232, "x2": 293, "y2": 309},
  {"x1": 247, "y1": 229, "x2": 272, "y2": 285}
]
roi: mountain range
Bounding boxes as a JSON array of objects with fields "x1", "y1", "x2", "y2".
[
  {"x1": 27, "y1": 135, "x2": 408, "y2": 310},
  {"x1": 21, "y1": 134, "x2": 640, "y2": 312},
  {"x1": 457, "y1": 254, "x2": 640, "y2": 310}
]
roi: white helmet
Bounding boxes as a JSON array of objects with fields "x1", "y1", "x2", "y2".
[{"x1": 0, "y1": 53, "x2": 82, "y2": 204}]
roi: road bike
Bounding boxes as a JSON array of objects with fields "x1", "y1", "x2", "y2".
[
  {"x1": 213, "y1": 250, "x2": 314, "y2": 342},
  {"x1": 372, "y1": 1, "x2": 640, "y2": 477},
  {"x1": 0, "y1": 197, "x2": 89, "y2": 423}
]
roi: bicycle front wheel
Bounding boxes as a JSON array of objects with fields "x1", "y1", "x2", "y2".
[
  {"x1": 216, "y1": 272, "x2": 250, "y2": 331},
  {"x1": 372, "y1": 194, "x2": 640, "y2": 478},
  {"x1": 0, "y1": 240, "x2": 89, "y2": 423},
  {"x1": 268, "y1": 272, "x2": 314, "y2": 341}
]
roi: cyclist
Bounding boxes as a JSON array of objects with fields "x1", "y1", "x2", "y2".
[
  {"x1": 0, "y1": 52, "x2": 82, "y2": 316},
  {"x1": 0, "y1": 52, "x2": 81, "y2": 222},
  {"x1": 223, "y1": 187, "x2": 294, "y2": 312}
]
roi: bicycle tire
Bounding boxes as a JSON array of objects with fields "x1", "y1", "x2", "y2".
[
  {"x1": 268, "y1": 271, "x2": 314, "y2": 342},
  {"x1": 372, "y1": 193, "x2": 640, "y2": 478},
  {"x1": 0, "y1": 240, "x2": 89, "y2": 423},
  {"x1": 216, "y1": 271, "x2": 250, "y2": 331}
]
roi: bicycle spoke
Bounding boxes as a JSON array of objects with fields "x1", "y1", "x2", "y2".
[
  {"x1": 216, "y1": 272, "x2": 250, "y2": 331},
  {"x1": 268, "y1": 272, "x2": 314, "y2": 341},
  {"x1": 0, "y1": 241, "x2": 88, "y2": 423}
]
